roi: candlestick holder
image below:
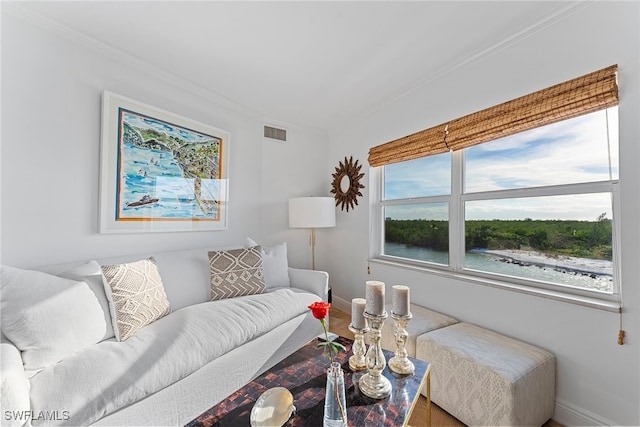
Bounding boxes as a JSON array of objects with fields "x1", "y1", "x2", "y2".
[
  {"x1": 359, "y1": 311, "x2": 392, "y2": 399},
  {"x1": 348, "y1": 324, "x2": 369, "y2": 371},
  {"x1": 388, "y1": 312, "x2": 415, "y2": 375}
]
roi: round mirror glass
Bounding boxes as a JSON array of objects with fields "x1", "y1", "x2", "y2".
[{"x1": 339, "y1": 174, "x2": 350, "y2": 194}]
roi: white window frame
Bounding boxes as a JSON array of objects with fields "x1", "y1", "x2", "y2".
[{"x1": 370, "y1": 150, "x2": 622, "y2": 312}]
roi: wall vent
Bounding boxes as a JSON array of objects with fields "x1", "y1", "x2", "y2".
[{"x1": 264, "y1": 125, "x2": 287, "y2": 142}]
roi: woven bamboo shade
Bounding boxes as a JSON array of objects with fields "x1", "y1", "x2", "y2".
[{"x1": 368, "y1": 65, "x2": 618, "y2": 167}]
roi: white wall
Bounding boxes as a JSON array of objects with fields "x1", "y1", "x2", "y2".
[
  {"x1": 0, "y1": 7, "x2": 329, "y2": 269},
  {"x1": 259, "y1": 124, "x2": 335, "y2": 270},
  {"x1": 2, "y1": 2, "x2": 639, "y2": 425},
  {"x1": 327, "y1": 2, "x2": 640, "y2": 426}
]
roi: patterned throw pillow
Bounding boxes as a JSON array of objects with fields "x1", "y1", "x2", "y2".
[
  {"x1": 208, "y1": 246, "x2": 265, "y2": 301},
  {"x1": 101, "y1": 257, "x2": 171, "y2": 341}
]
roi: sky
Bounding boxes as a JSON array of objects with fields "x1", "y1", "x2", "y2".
[{"x1": 384, "y1": 107, "x2": 618, "y2": 221}]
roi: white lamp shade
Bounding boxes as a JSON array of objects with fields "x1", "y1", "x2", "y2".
[{"x1": 289, "y1": 197, "x2": 336, "y2": 228}]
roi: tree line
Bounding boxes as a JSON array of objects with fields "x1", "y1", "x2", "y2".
[{"x1": 385, "y1": 215, "x2": 612, "y2": 260}]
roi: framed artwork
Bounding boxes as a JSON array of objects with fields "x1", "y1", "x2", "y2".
[{"x1": 100, "y1": 91, "x2": 229, "y2": 233}]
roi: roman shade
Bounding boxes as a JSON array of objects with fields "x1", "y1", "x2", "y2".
[{"x1": 368, "y1": 65, "x2": 618, "y2": 167}]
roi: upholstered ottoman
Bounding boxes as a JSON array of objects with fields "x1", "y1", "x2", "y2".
[
  {"x1": 375, "y1": 303, "x2": 458, "y2": 357},
  {"x1": 416, "y1": 322, "x2": 555, "y2": 426}
]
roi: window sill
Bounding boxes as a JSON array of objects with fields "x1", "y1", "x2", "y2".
[{"x1": 370, "y1": 257, "x2": 621, "y2": 313}]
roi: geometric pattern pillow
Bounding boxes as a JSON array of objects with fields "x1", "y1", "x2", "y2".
[
  {"x1": 100, "y1": 257, "x2": 171, "y2": 341},
  {"x1": 208, "y1": 246, "x2": 265, "y2": 301}
]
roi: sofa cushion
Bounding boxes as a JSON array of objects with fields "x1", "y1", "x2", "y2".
[
  {"x1": 101, "y1": 257, "x2": 171, "y2": 341},
  {"x1": 28, "y1": 288, "x2": 318, "y2": 427},
  {"x1": 246, "y1": 238, "x2": 291, "y2": 289},
  {"x1": 58, "y1": 260, "x2": 115, "y2": 341},
  {"x1": 208, "y1": 246, "x2": 265, "y2": 300},
  {"x1": 1, "y1": 343, "x2": 31, "y2": 426},
  {"x1": 0, "y1": 265, "x2": 107, "y2": 371}
]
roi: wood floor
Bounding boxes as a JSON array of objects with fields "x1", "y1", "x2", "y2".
[{"x1": 328, "y1": 306, "x2": 561, "y2": 427}]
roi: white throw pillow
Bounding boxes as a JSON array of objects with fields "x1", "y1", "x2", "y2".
[
  {"x1": 59, "y1": 260, "x2": 115, "y2": 341},
  {"x1": 246, "y1": 238, "x2": 291, "y2": 289},
  {"x1": 0, "y1": 265, "x2": 106, "y2": 371},
  {"x1": 101, "y1": 257, "x2": 171, "y2": 342}
]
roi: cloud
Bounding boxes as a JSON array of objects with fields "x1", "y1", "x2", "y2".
[
  {"x1": 465, "y1": 108, "x2": 618, "y2": 191},
  {"x1": 383, "y1": 107, "x2": 618, "y2": 220},
  {"x1": 465, "y1": 194, "x2": 612, "y2": 221},
  {"x1": 384, "y1": 153, "x2": 451, "y2": 199}
]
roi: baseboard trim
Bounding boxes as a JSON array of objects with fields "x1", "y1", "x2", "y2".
[
  {"x1": 332, "y1": 295, "x2": 352, "y2": 315},
  {"x1": 553, "y1": 398, "x2": 617, "y2": 426}
]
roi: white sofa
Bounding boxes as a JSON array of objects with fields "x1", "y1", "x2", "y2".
[{"x1": 1, "y1": 245, "x2": 327, "y2": 427}]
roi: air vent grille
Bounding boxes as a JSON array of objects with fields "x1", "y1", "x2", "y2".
[{"x1": 264, "y1": 125, "x2": 287, "y2": 142}]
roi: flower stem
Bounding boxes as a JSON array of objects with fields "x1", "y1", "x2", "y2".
[
  {"x1": 322, "y1": 319, "x2": 346, "y2": 423},
  {"x1": 320, "y1": 318, "x2": 333, "y2": 362},
  {"x1": 333, "y1": 366, "x2": 346, "y2": 423}
]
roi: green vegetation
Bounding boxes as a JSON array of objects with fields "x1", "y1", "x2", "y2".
[{"x1": 385, "y1": 214, "x2": 612, "y2": 260}]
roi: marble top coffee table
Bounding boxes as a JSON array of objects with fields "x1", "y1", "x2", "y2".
[{"x1": 185, "y1": 335, "x2": 430, "y2": 427}]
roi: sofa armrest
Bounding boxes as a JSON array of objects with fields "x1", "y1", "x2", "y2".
[
  {"x1": 288, "y1": 268, "x2": 329, "y2": 301},
  {"x1": 1, "y1": 342, "x2": 30, "y2": 426}
]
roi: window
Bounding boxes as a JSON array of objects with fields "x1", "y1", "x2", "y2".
[
  {"x1": 383, "y1": 154, "x2": 451, "y2": 265},
  {"x1": 370, "y1": 66, "x2": 620, "y2": 303},
  {"x1": 377, "y1": 107, "x2": 619, "y2": 297}
]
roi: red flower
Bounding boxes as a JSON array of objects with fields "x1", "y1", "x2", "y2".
[
  {"x1": 308, "y1": 301, "x2": 345, "y2": 362},
  {"x1": 308, "y1": 301, "x2": 330, "y2": 320}
]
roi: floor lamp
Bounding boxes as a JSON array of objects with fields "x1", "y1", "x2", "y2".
[{"x1": 289, "y1": 197, "x2": 336, "y2": 270}]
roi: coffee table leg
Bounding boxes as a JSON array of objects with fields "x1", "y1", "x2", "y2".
[{"x1": 426, "y1": 370, "x2": 431, "y2": 427}]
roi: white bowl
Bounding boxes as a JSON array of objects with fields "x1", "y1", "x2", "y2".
[{"x1": 250, "y1": 387, "x2": 296, "y2": 427}]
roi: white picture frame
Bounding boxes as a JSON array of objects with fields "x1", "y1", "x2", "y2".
[{"x1": 99, "y1": 91, "x2": 230, "y2": 233}]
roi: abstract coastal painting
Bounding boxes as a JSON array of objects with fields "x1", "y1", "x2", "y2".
[{"x1": 100, "y1": 91, "x2": 229, "y2": 233}]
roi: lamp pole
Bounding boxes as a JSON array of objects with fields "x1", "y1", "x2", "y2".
[
  {"x1": 310, "y1": 227, "x2": 317, "y2": 270},
  {"x1": 289, "y1": 197, "x2": 336, "y2": 271}
]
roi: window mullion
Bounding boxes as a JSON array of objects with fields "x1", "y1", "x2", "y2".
[
  {"x1": 370, "y1": 166, "x2": 383, "y2": 260},
  {"x1": 449, "y1": 150, "x2": 464, "y2": 270},
  {"x1": 611, "y1": 182, "x2": 622, "y2": 296},
  {"x1": 381, "y1": 195, "x2": 451, "y2": 206},
  {"x1": 462, "y1": 180, "x2": 616, "y2": 202}
]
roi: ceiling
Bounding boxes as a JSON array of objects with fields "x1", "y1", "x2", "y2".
[{"x1": 12, "y1": 1, "x2": 582, "y2": 131}]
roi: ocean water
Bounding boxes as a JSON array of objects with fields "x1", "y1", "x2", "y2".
[
  {"x1": 118, "y1": 142, "x2": 221, "y2": 220},
  {"x1": 384, "y1": 242, "x2": 613, "y2": 292}
]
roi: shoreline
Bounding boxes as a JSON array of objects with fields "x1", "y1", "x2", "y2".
[{"x1": 471, "y1": 248, "x2": 613, "y2": 277}]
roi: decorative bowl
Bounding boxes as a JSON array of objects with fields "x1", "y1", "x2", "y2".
[{"x1": 250, "y1": 387, "x2": 295, "y2": 427}]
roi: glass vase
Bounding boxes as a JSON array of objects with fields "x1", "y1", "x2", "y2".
[{"x1": 323, "y1": 361, "x2": 347, "y2": 427}]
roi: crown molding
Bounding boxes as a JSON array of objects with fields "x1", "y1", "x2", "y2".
[
  {"x1": 6, "y1": 1, "x2": 329, "y2": 136},
  {"x1": 328, "y1": 1, "x2": 597, "y2": 138},
  {"x1": 4, "y1": 1, "x2": 595, "y2": 138},
  {"x1": 4, "y1": 2, "x2": 267, "y2": 122}
]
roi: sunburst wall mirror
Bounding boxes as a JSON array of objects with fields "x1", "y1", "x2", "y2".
[{"x1": 331, "y1": 156, "x2": 365, "y2": 212}]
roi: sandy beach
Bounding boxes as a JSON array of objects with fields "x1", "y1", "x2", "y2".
[{"x1": 473, "y1": 249, "x2": 613, "y2": 277}]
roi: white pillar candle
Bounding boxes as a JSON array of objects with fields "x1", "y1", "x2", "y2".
[
  {"x1": 392, "y1": 285, "x2": 410, "y2": 316},
  {"x1": 365, "y1": 281, "x2": 385, "y2": 315},
  {"x1": 351, "y1": 298, "x2": 367, "y2": 329}
]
